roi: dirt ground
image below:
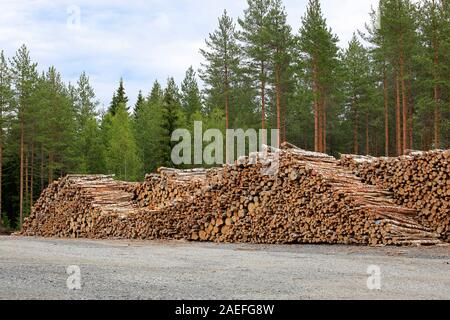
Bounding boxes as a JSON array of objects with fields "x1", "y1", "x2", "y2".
[{"x1": 0, "y1": 236, "x2": 448, "y2": 300}]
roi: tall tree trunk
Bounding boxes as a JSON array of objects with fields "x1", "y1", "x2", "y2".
[
  {"x1": 40, "y1": 144, "x2": 44, "y2": 192},
  {"x1": 400, "y1": 52, "x2": 408, "y2": 154},
  {"x1": 322, "y1": 99, "x2": 327, "y2": 153},
  {"x1": 48, "y1": 152, "x2": 53, "y2": 184},
  {"x1": 408, "y1": 77, "x2": 414, "y2": 149},
  {"x1": 19, "y1": 118, "x2": 24, "y2": 228},
  {"x1": 433, "y1": 42, "x2": 441, "y2": 148},
  {"x1": 30, "y1": 138, "x2": 34, "y2": 211},
  {"x1": 25, "y1": 148, "x2": 28, "y2": 214},
  {"x1": 318, "y1": 98, "x2": 323, "y2": 152},
  {"x1": 353, "y1": 100, "x2": 359, "y2": 155},
  {"x1": 383, "y1": 64, "x2": 389, "y2": 156},
  {"x1": 366, "y1": 112, "x2": 370, "y2": 155},
  {"x1": 275, "y1": 63, "x2": 281, "y2": 147},
  {"x1": 260, "y1": 62, "x2": 266, "y2": 131},
  {"x1": 396, "y1": 72, "x2": 402, "y2": 156},
  {"x1": 0, "y1": 126, "x2": 2, "y2": 226},
  {"x1": 224, "y1": 64, "x2": 229, "y2": 130},
  {"x1": 313, "y1": 61, "x2": 319, "y2": 152}
]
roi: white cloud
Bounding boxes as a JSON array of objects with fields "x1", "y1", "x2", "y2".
[{"x1": 0, "y1": 0, "x2": 380, "y2": 107}]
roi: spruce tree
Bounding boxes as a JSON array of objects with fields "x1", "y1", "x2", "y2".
[
  {"x1": 134, "y1": 90, "x2": 146, "y2": 119},
  {"x1": 10, "y1": 44, "x2": 38, "y2": 227},
  {"x1": 73, "y1": 72, "x2": 104, "y2": 173},
  {"x1": 160, "y1": 78, "x2": 183, "y2": 166},
  {"x1": 109, "y1": 78, "x2": 129, "y2": 115},
  {"x1": 106, "y1": 102, "x2": 142, "y2": 181},
  {"x1": 181, "y1": 66, "x2": 202, "y2": 121}
]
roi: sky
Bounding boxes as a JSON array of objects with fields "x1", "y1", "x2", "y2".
[{"x1": 0, "y1": 0, "x2": 379, "y2": 109}]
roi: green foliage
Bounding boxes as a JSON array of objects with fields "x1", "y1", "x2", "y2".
[
  {"x1": 106, "y1": 103, "x2": 142, "y2": 181},
  {"x1": 181, "y1": 66, "x2": 202, "y2": 121},
  {"x1": 109, "y1": 78, "x2": 129, "y2": 115}
]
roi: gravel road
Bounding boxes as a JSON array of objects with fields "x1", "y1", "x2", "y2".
[{"x1": 0, "y1": 236, "x2": 449, "y2": 300}]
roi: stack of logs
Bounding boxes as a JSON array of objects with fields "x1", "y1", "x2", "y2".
[
  {"x1": 21, "y1": 145, "x2": 445, "y2": 246},
  {"x1": 21, "y1": 175, "x2": 163, "y2": 239},
  {"x1": 340, "y1": 150, "x2": 449, "y2": 242},
  {"x1": 131, "y1": 144, "x2": 441, "y2": 245}
]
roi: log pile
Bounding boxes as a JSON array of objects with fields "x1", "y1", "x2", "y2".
[
  {"x1": 21, "y1": 146, "x2": 444, "y2": 246},
  {"x1": 21, "y1": 175, "x2": 161, "y2": 239},
  {"x1": 339, "y1": 150, "x2": 449, "y2": 242},
  {"x1": 132, "y1": 144, "x2": 441, "y2": 245},
  {"x1": 131, "y1": 168, "x2": 209, "y2": 209}
]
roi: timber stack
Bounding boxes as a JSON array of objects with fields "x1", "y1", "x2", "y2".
[
  {"x1": 20, "y1": 145, "x2": 445, "y2": 246},
  {"x1": 131, "y1": 144, "x2": 441, "y2": 245},
  {"x1": 340, "y1": 150, "x2": 449, "y2": 242},
  {"x1": 21, "y1": 175, "x2": 161, "y2": 239}
]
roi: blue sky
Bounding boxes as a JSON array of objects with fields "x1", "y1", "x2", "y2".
[{"x1": 0, "y1": 0, "x2": 379, "y2": 109}]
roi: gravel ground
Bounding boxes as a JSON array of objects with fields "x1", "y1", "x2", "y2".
[{"x1": 0, "y1": 236, "x2": 449, "y2": 300}]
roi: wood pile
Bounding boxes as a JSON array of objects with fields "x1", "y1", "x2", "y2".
[
  {"x1": 131, "y1": 167, "x2": 209, "y2": 209},
  {"x1": 21, "y1": 175, "x2": 161, "y2": 239},
  {"x1": 132, "y1": 144, "x2": 441, "y2": 246},
  {"x1": 339, "y1": 150, "x2": 449, "y2": 242},
  {"x1": 21, "y1": 145, "x2": 444, "y2": 246}
]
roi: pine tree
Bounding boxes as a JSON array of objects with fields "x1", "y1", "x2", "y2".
[
  {"x1": 200, "y1": 10, "x2": 241, "y2": 129},
  {"x1": 417, "y1": 0, "x2": 449, "y2": 149},
  {"x1": 0, "y1": 51, "x2": 13, "y2": 225},
  {"x1": 239, "y1": 0, "x2": 272, "y2": 132},
  {"x1": 297, "y1": 0, "x2": 340, "y2": 153},
  {"x1": 380, "y1": 0, "x2": 418, "y2": 154},
  {"x1": 267, "y1": 0, "x2": 293, "y2": 144},
  {"x1": 363, "y1": 1, "x2": 393, "y2": 156},
  {"x1": 181, "y1": 66, "x2": 202, "y2": 121},
  {"x1": 343, "y1": 35, "x2": 378, "y2": 155},
  {"x1": 10, "y1": 44, "x2": 38, "y2": 227}
]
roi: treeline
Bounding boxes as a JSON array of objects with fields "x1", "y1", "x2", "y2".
[{"x1": 0, "y1": 0, "x2": 449, "y2": 228}]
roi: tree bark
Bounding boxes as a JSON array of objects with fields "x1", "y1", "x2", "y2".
[
  {"x1": 40, "y1": 144, "x2": 44, "y2": 192},
  {"x1": 353, "y1": 100, "x2": 358, "y2": 155},
  {"x1": 313, "y1": 60, "x2": 319, "y2": 152},
  {"x1": 383, "y1": 64, "x2": 389, "y2": 156},
  {"x1": 48, "y1": 152, "x2": 53, "y2": 184},
  {"x1": 322, "y1": 99, "x2": 327, "y2": 153},
  {"x1": 366, "y1": 112, "x2": 370, "y2": 155},
  {"x1": 20, "y1": 118, "x2": 24, "y2": 228},
  {"x1": 260, "y1": 62, "x2": 266, "y2": 131},
  {"x1": 275, "y1": 63, "x2": 281, "y2": 147},
  {"x1": 224, "y1": 64, "x2": 229, "y2": 130},
  {"x1": 396, "y1": 72, "x2": 402, "y2": 156},
  {"x1": 400, "y1": 51, "x2": 408, "y2": 154},
  {"x1": 25, "y1": 148, "x2": 28, "y2": 213},
  {"x1": 30, "y1": 138, "x2": 34, "y2": 211},
  {"x1": 433, "y1": 39, "x2": 441, "y2": 148},
  {"x1": 0, "y1": 125, "x2": 2, "y2": 226}
]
